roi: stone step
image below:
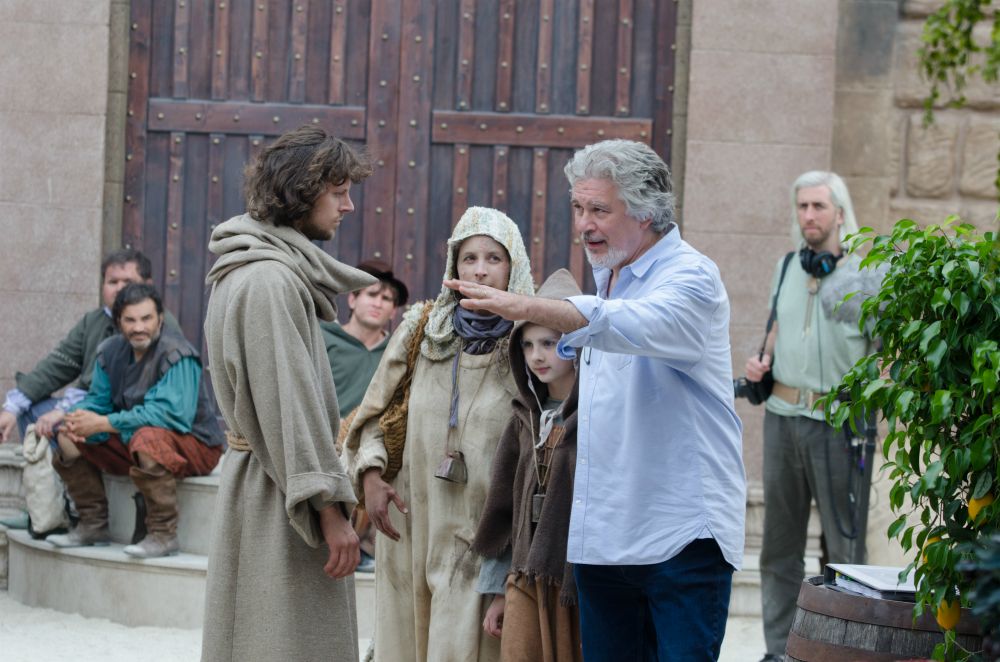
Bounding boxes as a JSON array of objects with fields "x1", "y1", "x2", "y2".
[
  {"x1": 8, "y1": 529, "x2": 209, "y2": 628},
  {"x1": 7, "y1": 528, "x2": 376, "y2": 635}
]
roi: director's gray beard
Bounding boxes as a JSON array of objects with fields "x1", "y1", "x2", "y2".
[{"x1": 584, "y1": 244, "x2": 629, "y2": 270}]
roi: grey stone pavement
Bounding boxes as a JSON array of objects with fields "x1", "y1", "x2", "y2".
[{"x1": 0, "y1": 589, "x2": 765, "y2": 661}]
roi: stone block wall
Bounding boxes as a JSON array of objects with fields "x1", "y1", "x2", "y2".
[
  {"x1": 831, "y1": 0, "x2": 998, "y2": 254},
  {"x1": 0, "y1": 1, "x2": 114, "y2": 428},
  {"x1": 883, "y1": 2, "x2": 1000, "y2": 231}
]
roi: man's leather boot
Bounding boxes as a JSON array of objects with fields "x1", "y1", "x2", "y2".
[
  {"x1": 45, "y1": 456, "x2": 111, "y2": 548},
  {"x1": 123, "y1": 465, "x2": 180, "y2": 558}
]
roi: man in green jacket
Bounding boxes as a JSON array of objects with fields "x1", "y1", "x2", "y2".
[
  {"x1": 320, "y1": 259, "x2": 408, "y2": 419},
  {"x1": 0, "y1": 250, "x2": 153, "y2": 444}
]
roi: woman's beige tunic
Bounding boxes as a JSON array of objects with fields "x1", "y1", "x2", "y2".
[{"x1": 346, "y1": 318, "x2": 516, "y2": 662}]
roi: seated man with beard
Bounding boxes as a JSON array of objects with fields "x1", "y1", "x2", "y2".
[{"x1": 48, "y1": 283, "x2": 224, "y2": 558}]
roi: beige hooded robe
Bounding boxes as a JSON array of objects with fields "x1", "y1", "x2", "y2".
[
  {"x1": 343, "y1": 207, "x2": 534, "y2": 662},
  {"x1": 201, "y1": 213, "x2": 375, "y2": 662}
]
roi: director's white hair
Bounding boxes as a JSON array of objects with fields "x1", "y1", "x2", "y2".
[{"x1": 564, "y1": 139, "x2": 675, "y2": 233}]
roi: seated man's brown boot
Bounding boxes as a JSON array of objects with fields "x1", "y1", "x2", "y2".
[
  {"x1": 123, "y1": 465, "x2": 180, "y2": 558},
  {"x1": 46, "y1": 456, "x2": 111, "y2": 548}
]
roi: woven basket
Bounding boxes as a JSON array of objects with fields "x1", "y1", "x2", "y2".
[{"x1": 377, "y1": 302, "x2": 433, "y2": 482}]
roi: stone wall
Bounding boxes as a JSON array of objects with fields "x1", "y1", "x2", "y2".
[
  {"x1": 834, "y1": 0, "x2": 999, "y2": 240},
  {"x1": 889, "y1": 1, "x2": 1000, "y2": 231},
  {"x1": 0, "y1": 2, "x2": 113, "y2": 428}
]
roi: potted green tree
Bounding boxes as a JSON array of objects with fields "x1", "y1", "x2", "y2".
[{"x1": 823, "y1": 218, "x2": 999, "y2": 660}]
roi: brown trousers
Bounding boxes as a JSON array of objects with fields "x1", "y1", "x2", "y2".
[
  {"x1": 72, "y1": 426, "x2": 222, "y2": 478},
  {"x1": 501, "y1": 575, "x2": 582, "y2": 662}
]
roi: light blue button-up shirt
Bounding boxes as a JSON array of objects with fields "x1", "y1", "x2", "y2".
[{"x1": 559, "y1": 225, "x2": 746, "y2": 569}]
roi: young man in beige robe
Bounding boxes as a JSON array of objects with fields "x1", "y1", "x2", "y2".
[{"x1": 201, "y1": 126, "x2": 375, "y2": 662}]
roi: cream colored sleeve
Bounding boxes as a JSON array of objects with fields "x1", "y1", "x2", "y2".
[{"x1": 342, "y1": 318, "x2": 414, "y2": 494}]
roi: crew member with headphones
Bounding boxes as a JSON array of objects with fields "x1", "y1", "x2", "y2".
[{"x1": 745, "y1": 171, "x2": 875, "y2": 662}]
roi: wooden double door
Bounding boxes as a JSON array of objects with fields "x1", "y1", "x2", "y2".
[{"x1": 124, "y1": 0, "x2": 678, "y2": 348}]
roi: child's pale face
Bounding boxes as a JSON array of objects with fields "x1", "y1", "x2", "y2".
[{"x1": 521, "y1": 324, "x2": 576, "y2": 398}]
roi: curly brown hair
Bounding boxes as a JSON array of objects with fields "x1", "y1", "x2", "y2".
[{"x1": 244, "y1": 125, "x2": 373, "y2": 227}]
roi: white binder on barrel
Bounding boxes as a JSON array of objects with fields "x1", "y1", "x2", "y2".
[{"x1": 824, "y1": 563, "x2": 917, "y2": 602}]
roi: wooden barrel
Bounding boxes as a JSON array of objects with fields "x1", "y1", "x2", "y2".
[{"x1": 786, "y1": 576, "x2": 982, "y2": 661}]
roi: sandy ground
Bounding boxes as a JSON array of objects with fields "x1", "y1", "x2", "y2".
[
  {"x1": 0, "y1": 590, "x2": 201, "y2": 662},
  {"x1": 0, "y1": 589, "x2": 764, "y2": 661}
]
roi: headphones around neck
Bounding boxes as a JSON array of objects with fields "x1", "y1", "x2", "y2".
[{"x1": 798, "y1": 247, "x2": 841, "y2": 278}]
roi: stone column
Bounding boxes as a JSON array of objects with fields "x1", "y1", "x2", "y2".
[
  {"x1": 0, "y1": 2, "x2": 112, "y2": 428},
  {"x1": 682, "y1": 0, "x2": 838, "y2": 557},
  {"x1": 0, "y1": 4, "x2": 113, "y2": 576}
]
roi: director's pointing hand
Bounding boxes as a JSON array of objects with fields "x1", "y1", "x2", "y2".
[
  {"x1": 444, "y1": 279, "x2": 530, "y2": 320},
  {"x1": 444, "y1": 278, "x2": 589, "y2": 335}
]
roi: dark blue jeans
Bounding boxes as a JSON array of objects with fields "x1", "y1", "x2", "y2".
[
  {"x1": 574, "y1": 538, "x2": 734, "y2": 661},
  {"x1": 16, "y1": 397, "x2": 59, "y2": 439}
]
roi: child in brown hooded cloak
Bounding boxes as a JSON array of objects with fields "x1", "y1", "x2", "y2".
[{"x1": 472, "y1": 268, "x2": 584, "y2": 662}]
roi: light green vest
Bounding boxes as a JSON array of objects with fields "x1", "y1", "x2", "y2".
[{"x1": 767, "y1": 252, "x2": 872, "y2": 421}]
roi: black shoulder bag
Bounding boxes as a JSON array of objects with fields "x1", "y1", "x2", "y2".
[{"x1": 734, "y1": 251, "x2": 795, "y2": 405}]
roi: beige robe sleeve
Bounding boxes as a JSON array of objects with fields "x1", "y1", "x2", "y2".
[
  {"x1": 220, "y1": 265, "x2": 356, "y2": 547},
  {"x1": 342, "y1": 317, "x2": 414, "y2": 495}
]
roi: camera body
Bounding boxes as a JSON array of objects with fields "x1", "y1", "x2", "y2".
[{"x1": 733, "y1": 374, "x2": 772, "y2": 406}]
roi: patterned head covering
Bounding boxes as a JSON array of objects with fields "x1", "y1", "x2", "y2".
[{"x1": 404, "y1": 206, "x2": 534, "y2": 360}]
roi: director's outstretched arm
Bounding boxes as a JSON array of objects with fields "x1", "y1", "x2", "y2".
[{"x1": 444, "y1": 279, "x2": 586, "y2": 334}]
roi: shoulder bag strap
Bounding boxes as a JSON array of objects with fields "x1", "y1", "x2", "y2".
[{"x1": 759, "y1": 251, "x2": 796, "y2": 357}]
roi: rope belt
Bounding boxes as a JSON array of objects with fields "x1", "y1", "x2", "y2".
[
  {"x1": 773, "y1": 381, "x2": 826, "y2": 412},
  {"x1": 226, "y1": 431, "x2": 252, "y2": 452}
]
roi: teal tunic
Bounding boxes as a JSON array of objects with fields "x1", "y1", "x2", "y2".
[{"x1": 70, "y1": 358, "x2": 200, "y2": 443}]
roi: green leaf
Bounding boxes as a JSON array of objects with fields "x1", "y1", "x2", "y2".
[
  {"x1": 922, "y1": 460, "x2": 945, "y2": 490},
  {"x1": 930, "y1": 390, "x2": 953, "y2": 423},
  {"x1": 902, "y1": 320, "x2": 924, "y2": 341},
  {"x1": 888, "y1": 514, "x2": 908, "y2": 539},
  {"x1": 951, "y1": 291, "x2": 971, "y2": 317},
  {"x1": 890, "y1": 482, "x2": 906, "y2": 510},
  {"x1": 926, "y1": 340, "x2": 948, "y2": 370},
  {"x1": 981, "y1": 365, "x2": 998, "y2": 392},
  {"x1": 910, "y1": 442, "x2": 922, "y2": 477},
  {"x1": 919, "y1": 321, "x2": 942, "y2": 353},
  {"x1": 971, "y1": 435, "x2": 992, "y2": 471},
  {"x1": 862, "y1": 378, "x2": 888, "y2": 401},
  {"x1": 931, "y1": 287, "x2": 952, "y2": 311},
  {"x1": 895, "y1": 390, "x2": 916, "y2": 418},
  {"x1": 972, "y1": 472, "x2": 993, "y2": 500}
]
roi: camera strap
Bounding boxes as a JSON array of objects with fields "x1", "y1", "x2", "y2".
[{"x1": 759, "y1": 251, "x2": 796, "y2": 358}]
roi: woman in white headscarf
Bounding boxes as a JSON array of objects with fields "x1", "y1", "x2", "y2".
[{"x1": 344, "y1": 207, "x2": 534, "y2": 662}]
